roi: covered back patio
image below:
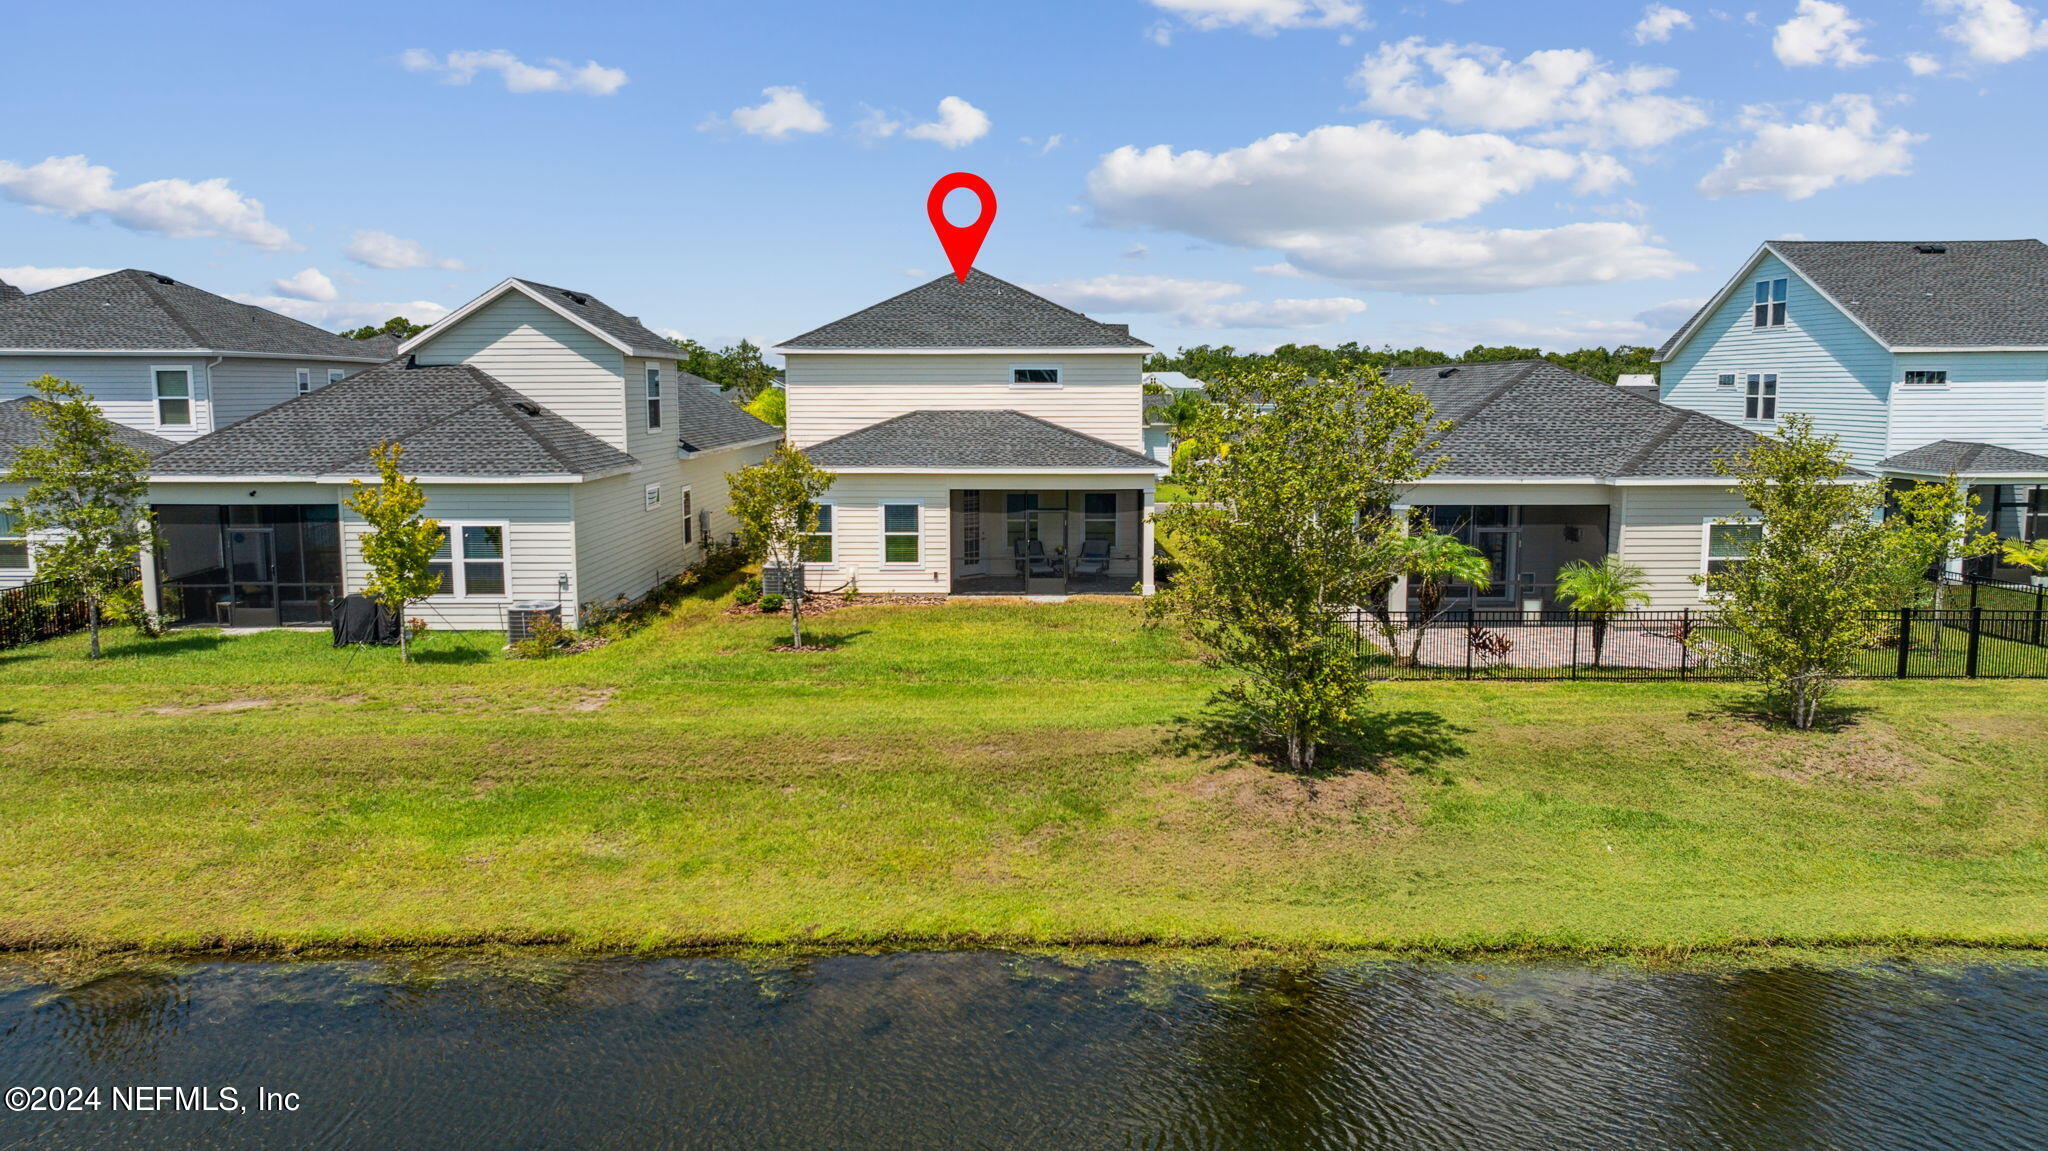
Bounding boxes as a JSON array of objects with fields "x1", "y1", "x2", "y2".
[
  {"x1": 1397, "y1": 502, "x2": 1611, "y2": 613},
  {"x1": 948, "y1": 487, "x2": 1148, "y2": 595}
]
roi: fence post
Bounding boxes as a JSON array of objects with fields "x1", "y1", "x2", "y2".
[
  {"x1": 2036, "y1": 588, "x2": 2044, "y2": 649},
  {"x1": 1570, "y1": 612, "x2": 1580, "y2": 681},
  {"x1": 1897, "y1": 606, "x2": 1912, "y2": 679},
  {"x1": 1967, "y1": 605, "x2": 1982, "y2": 678},
  {"x1": 1680, "y1": 608, "x2": 1691, "y2": 681},
  {"x1": 1465, "y1": 619, "x2": 1475, "y2": 680},
  {"x1": 1970, "y1": 580, "x2": 1980, "y2": 610}
]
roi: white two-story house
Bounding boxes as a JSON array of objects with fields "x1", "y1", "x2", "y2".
[
  {"x1": 0, "y1": 270, "x2": 389, "y2": 588},
  {"x1": 774, "y1": 270, "x2": 1167, "y2": 595},
  {"x1": 1657, "y1": 240, "x2": 2048, "y2": 581}
]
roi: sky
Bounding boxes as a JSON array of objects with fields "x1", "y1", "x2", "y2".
[{"x1": 2, "y1": 0, "x2": 2042, "y2": 359}]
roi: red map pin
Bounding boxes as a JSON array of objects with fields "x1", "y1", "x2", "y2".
[{"x1": 927, "y1": 172, "x2": 996, "y2": 283}]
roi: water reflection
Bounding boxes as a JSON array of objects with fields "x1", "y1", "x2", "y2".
[{"x1": 1, "y1": 952, "x2": 2043, "y2": 1149}]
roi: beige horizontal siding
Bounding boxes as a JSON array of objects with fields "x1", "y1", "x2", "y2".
[
  {"x1": 783, "y1": 353, "x2": 1148, "y2": 451},
  {"x1": 1615, "y1": 485, "x2": 1757, "y2": 607},
  {"x1": 411, "y1": 292, "x2": 629, "y2": 451}
]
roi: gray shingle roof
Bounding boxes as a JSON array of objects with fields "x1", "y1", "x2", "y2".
[
  {"x1": 804, "y1": 409, "x2": 1161, "y2": 470},
  {"x1": 0, "y1": 280, "x2": 24, "y2": 303},
  {"x1": 150, "y1": 361, "x2": 638, "y2": 479},
  {"x1": 778, "y1": 269, "x2": 1153, "y2": 350},
  {"x1": 512, "y1": 279, "x2": 678, "y2": 359},
  {"x1": 0, "y1": 396, "x2": 174, "y2": 471},
  {"x1": 1381, "y1": 360, "x2": 1780, "y2": 479},
  {"x1": 673, "y1": 381, "x2": 779, "y2": 454},
  {"x1": 1660, "y1": 240, "x2": 2048, "y2": 357},
  {"x1": 1877, "y1": 439, "x2": 2048, "y2": 476},
  {"x1": 0, "y1": 270, "x2": 387, "y2": 360}
]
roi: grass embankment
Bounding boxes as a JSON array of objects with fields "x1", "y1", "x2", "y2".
[{"x1": 2, "y1": 589, "x2": 2045, "y2": 955}]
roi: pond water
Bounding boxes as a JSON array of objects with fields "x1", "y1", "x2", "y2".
[{"x1": 1, "y1": 950, "x2": 2043, "y2": 1149}]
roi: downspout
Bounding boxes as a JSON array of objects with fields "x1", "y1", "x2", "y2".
[{"x1": 203, "y1": 354, "x2": 224, "y2": 434}]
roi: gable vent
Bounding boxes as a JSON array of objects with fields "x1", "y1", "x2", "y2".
[
  {"x1": 1913, "y1": 243, "x2": 1948, "y2": 254},
  {"x1": 511, "y1": 400, "x2": 541, "y2": 416}
]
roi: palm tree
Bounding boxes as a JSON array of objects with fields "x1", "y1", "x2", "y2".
[
  {"x1": 1398, "y1": 532, "x2": 1492, "y2": 665},
  {"x1": 1555, "y1": 555, "x2": 1652, "y2": 668}
]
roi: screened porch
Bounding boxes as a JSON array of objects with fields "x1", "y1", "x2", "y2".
[{"x1": 948, "y1": 488, "x2": 1147, "y2": 595}]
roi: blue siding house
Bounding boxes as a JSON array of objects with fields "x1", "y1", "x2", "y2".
[{"x1": 1657, "y1": 240, "x2": 2048, "y2": 581}]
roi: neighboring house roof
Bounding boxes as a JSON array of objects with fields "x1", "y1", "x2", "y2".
[
  {"x1": 804, "y1": 409, "x2": 1163, "y2": 471},
  {"x1": 1657, "y1": 239, "x2": 2048, "y2": 358},
  {"x1": 1143, "y1": 370, "x2": 1204, "y2": 390},
  {"x1": 400, "y1": 278, "x2": 679, "y2": 361},
  {"x1": 1382, "y1": 360, "x2": 1784, "y2": 480},
  {"x1": 352, "y1": 332, "x2": 406, "y2": 358},
  {"x1": 1877, "y1": 439, "x2": 2048, "y2": 477},
  {"x1": 776, "y1": 269, "x2": 1153, "y2": 352},
  {"x1": 673, "y1": 383, "x2": 780, "y2": 454},
  {"x1": 0, "y1": 269, "x2": 386, "y2": 360},
  {"x1": 0, "y1": 280, "x2": 24, "y2": 303},
  {"x1": 0, "y1": 396, "x2": 174, "y2": 471},
  {"x1": 150, "y1": 361, "x2": 639, "y2": 479}
]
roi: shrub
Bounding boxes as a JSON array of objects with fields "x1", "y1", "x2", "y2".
[
  {"x1": 734, "y1": 578, "x2": 761, "y2": 607},
  {"x1": 758, "y1": 592, "x2": 786, "y2": 613},
  {"x1": 578, "y1": 596, "x2": 633, "y2": 636},
  {"x1": 842, "y1": 578, "x2": 860, "y2": 603},
  {"x1": 511, "y1": 613, "x2": 572, "y2": 659}
]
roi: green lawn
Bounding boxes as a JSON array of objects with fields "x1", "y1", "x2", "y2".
[{"x1": 2, "y1": 588, "x2": 2045, "y2": 954}]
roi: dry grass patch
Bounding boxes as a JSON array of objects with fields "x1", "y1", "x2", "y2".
[
  {"x1": 1696, "y1": 715, "x2": 1929, "y2": 787},
  {"x1": 1165, "y1": 764, "x2": 1415, "y2": 836},
  {"x1": 147, "y1": 698, "x2": 274, "y2": 716}
]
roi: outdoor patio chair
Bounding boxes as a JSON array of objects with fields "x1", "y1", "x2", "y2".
[
  {"x1": 1017, "y1": 539, "x2": 1061, "y2": 578},
  {"x1": 1072, "y1": 538, "x2": 1111, "y2": 577}
]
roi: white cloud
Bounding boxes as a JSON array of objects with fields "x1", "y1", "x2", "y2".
[
  {"x1": 1085, "y1": 121, "x2": 1687, "y2": 291},
  {"x1": 231, "y1": 293, "x2": 452, "y2": 331},
  {"x1": 1772, "y1": 0, "x2": 1875, "y2": 67},
  {"x1": 856, "y1": 105, "x2": 902, "y2": 142},
  {"x1": 1904, "y1": 52, "x2": 1943, "y2": 75},
  {"x1": 1354, "y1": 39, "x2": 1709, "y2": 149},
  {"x1": 1122, "y1": 243, "x2": 1150, "y2": 259},
  {"x1": 1931, "y1": 0, "x2": 2048, "y2": 63},
  {"x1": 343, "y1": 230, "x2": 464, "y2": 271},
  {"x1": 400, "y1": 48, "x2": 627, "y2": 95},
  {"x1": 1632, "y1": 4, "x2": 1695, "y2": 43},
  {"x1": 1027, "y1": 273, "x2": 1367, "y2": 329},
  {"x1": 1415, "y1": 297, "x2": 1705, "y2": 350},
  {"x1": 1148, "y1": 0, "x2": 1368, "y2": 34},
  {"x1": 272, "y1": 267, "x2": 338, "y2": 302},
  {"x1": 1697, "y1": 94, "x2": 1920, "y2": 199},
  {"x1": 0, "y1": 265, "x2": 115, "y2": 292},
  {"x1": 0, "y1": 155, "x2": 291, "y2": 250},
  {"x1": 709, "y1": 86, "x2": 831, "y2": 139},
  {"x1": 905, "y1": 96, "x2": 992, "y2": 148},
  {"x1": 1022, "y1": 133, "x2": 1065, "y2": 155}
]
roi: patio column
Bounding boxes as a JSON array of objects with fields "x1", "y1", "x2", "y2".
[
  {"x1": 137, "y1": 519, "x2": 162, "y2": 627},
  {"x1": 1389, "y1": 503, "x2": 1411, "y2": 609},
  {"x1": 1140, "y1": 486, "x2": 1157, "y2": 595}
]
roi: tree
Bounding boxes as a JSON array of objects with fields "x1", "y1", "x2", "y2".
[
  {"x1": 1144, "y1": 341, "x2": 1658, "y2": 386},
  {"x1": 340, "y1": 316, "x2": 428, "y2": 341},
  {"x1": 2002, "y1": 536, "x2": 2048, "y2": 577},
  {"x1": 1393, "y1": 530, "x2": 1491, "y2": 666},
  {"x1": 0, "y1": 376, "x2": 154, "y2": 658},
  {"x1": 743, "y1": 386, "x2": 786, "y2": 426},
  {"x1": 1555, "y1": 555, "x2": 1651, "y2": 668},
  {"x1": 1150, "y1": 363, "x2": 1447, "y2": 771},
  {"x1": 727, "y1": 445, "x2": 834, "y2": 649},
  {"x1": 1877, "y1": 477, "x2": 1997, "y2": 652},
  {"x1": 1692, "y1": 415, "x2": 1895, "y2": 729},
  {"x1": 344, "y1": 442, "x2": 444, "y2": 663},
  {"x1": 669, "y1": 337, "x2": 782, "y2": 401}
]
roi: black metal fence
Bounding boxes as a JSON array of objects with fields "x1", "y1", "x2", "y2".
[
  {"x1": 1349, "y1": 604, "x2": 2048, "y2": 681},
  {"x1": 0, "y1": 579, "x2": 90, "y2": 652}
]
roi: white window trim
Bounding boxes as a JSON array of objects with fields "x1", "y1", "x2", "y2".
[
  {"x1": 1715, "y1": 372, "x2": 1737, "y2": 388},
  {"x1": 645, "y1": 483, "x2": 662, "y2": 511},
  {"x1": 1741, "y1": 370, "x2": 1779, "y2": 424},
  {"x1": 803, "y1": 498, "x2": 837, "y2": 568},
  {"x1": 1009, "y1": 363, "x2": 1062, "y2": 390},
  {"x1": 328, "y1": 368, "x2": 345, "y2": 387},
  {"x1": 1899, "y1": 367, "x2": 1950, "y2": 390},
  {"x1": 678, "y1": 485, "x2": 694, "y2": 544},
  {"x1": 878, "y1": 500, "x2": 924, "y2": 567},
  {"x1": 427, "y1": 520, "x2": 512, "y2": 600},
  {"x1": 1752, "y1": 277, "x2": 1788, "y2": 329},
  {"x1": 1699, "y1": 517, "x2": 1763, "y2": 596},
  {"x1": 645, "y1": 365, "x2": 663, "y2": 429},
  {"x1": 296, "y1": 367, "x2": 312, "y2": 395},
  {"x1": 152, "y1": 365, "x2": 194, "y2": 429},
  {"x1": 0, "y1": 511, "x2": 31, "y2": 576}
]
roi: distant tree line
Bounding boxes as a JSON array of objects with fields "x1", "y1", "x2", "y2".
[
  {"x1": 670, "y1": 338, "x2": 781, "y2": 401},
  {"x1": 1146, "y1": 342, "x2": 1659, "y2": 385},
  {"x1": 340, "y1": 316, "x2": 430, "y2": 341}
]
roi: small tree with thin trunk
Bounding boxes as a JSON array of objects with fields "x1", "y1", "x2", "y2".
[
  {"x1": 1555, "y1": 555, "x2": 1651, "y2": 668},
  {"x1": 1394, "y1": 529, "x2": 1492, "y2": 666},
  {"x1": 727, "y1": 445, "x2": 834, "y2": 649},
  {"x1": 1878, "y1": 476, "x2": 1997, "y2": 651},
  {"x1": 1150, "y1": 364, "x2": 1447, "y2": 772},
  {"x1": 1, "y1": 375, "x2": 154, "y2": 658},
  {"x1": 1692, "y1": 415, "x2": 1893, "y2": 730},
  {"x1": 344, "y1": 442, "x2": 444, "y2": 663}
]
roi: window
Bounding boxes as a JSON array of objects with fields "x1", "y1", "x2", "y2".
[
  {"x1": 0, "y1": 511, "x2": 28, "y2": 572},
  {"x1": 961, "y1": 490, "x2": 981, "y2": 566},
  {"x1": 1010, "y1": 365, "x2": 1061, "y2": 389},
  {"x1": 2028, "y1": 486, "x2": 2048, "y2": 542},
  {"x1": 1704, "y1": 521, "x2": 1762, "y2": 577},
  {"x1": 1744, "y1": 372, "x2": 1778, "y2": 421},
  {"x1": 328, "y1": 369, "x2": 345, "y2": 387},
  {"x1": 153, "y1": 367, "x2": 192, "y2": 426},
  {"x1": 680, "y1": 489, "x2": 694, "y2": 544},
  {"x1": 881, "y1": 503, "x2": 920, "y2": 564},
  {"x1": 1902, "y1": 370, "x2": 1948, "y2": 387},
  {"x1": 645, "y1": 483, "x2": 661, "y2": 511},
  {"x1": 429, "y1": 523, "x2": 507, "y2": 597},
  {"x1": 645, "y1": 366, "x2": 662, "y2": 429},
  {"x1": 1083, "y1": 492, "x2": 1118, "y2": 549},
  {"x1": 1752, "y1": 277, "x2": 1787, "y2": 328},
  {"x1": 296, "y1": 368, "x2": 312, "y2": 395},
  {"x1": 1717, "y1": 373, "x2": 1736, "y2": 388},
  {"x1": 800, "y1": 502, "x2": 834, "y2": 563}
]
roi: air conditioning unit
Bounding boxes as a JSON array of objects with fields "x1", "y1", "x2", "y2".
[
  {"x1": 762, "y1": 562, "x2": 805, "y2": 600},
  {"x1": 507, "y1": 601, "x2": 562, "y2": 642}
]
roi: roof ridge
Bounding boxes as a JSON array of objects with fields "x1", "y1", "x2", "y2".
[
  {"x1": 123, "y1": 269, "x2": 212, "y2": 349},
  {"x1": 465, "y1": 367, "x2": 594, "y2": 475},
  {"x1": 997, "y1": 408, "x2": 1162, "y2": 463}
]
